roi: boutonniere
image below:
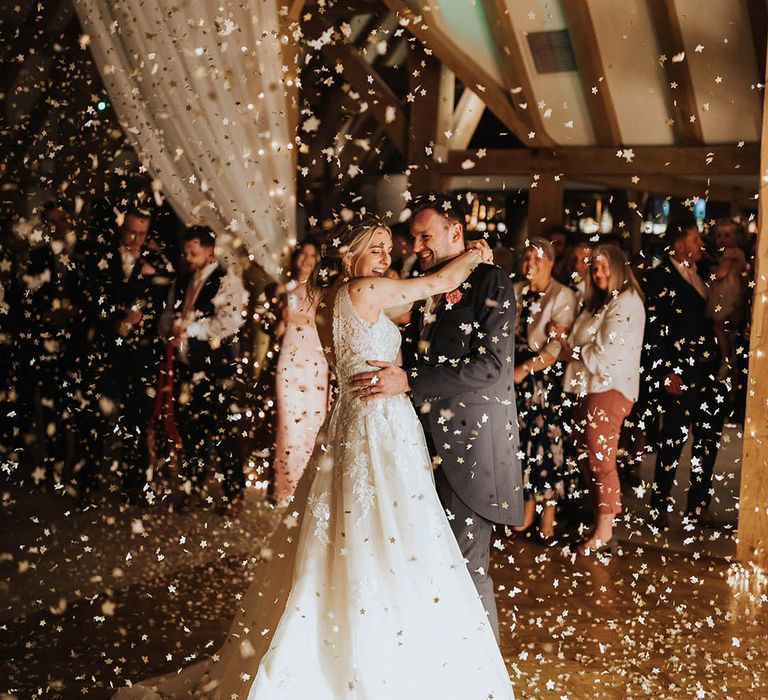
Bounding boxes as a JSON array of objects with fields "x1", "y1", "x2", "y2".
[{"x1": 445, "y1": 288, "x2": 463, "y2": 306}]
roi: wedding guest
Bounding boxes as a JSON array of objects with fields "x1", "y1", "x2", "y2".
[
  {"x1": 569, "y1": 235, "x2": 593, "y2": 306},
  {"x1": 172, "y1": 225, "x2": 248, "y2": 514},
  {"x1": 560, "y1": 244, "x2": 645, "y2": 554},
  {"x1": 547, "y1": 225, "x2": 574, "y2": 285},
  {"x1": 646, "y1": 211, "x2": 725, "y2": 526},
  {"x1": 272, "y1": 240, "x2": 329, "y2": 502},
  {"x1": 512, "y1": 238, "x2": 577, "y2": 539},
  {"x1": 15, "y1": 202, "x2": 79, "y2": 486},
  {"x1": 706, "y1": 219, "x2": 747, "y2": 380},
  {"x1": 96, "y1": 207, "x2": 174, "y2": 503}
]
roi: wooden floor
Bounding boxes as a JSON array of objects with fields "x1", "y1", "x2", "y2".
[{"x1": 1, "y1": 487, "x2": 767, "y2": 699}]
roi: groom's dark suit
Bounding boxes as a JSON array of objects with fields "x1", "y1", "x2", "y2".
[{"x1": 401, "y1": 262, "x2": 523, "y2": 639}]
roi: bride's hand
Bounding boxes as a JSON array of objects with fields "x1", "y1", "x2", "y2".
[
  {"x1": 349, "y1": 361, "x2": 409, "y2": 401},
  {"x1": 465, "y1": 238, "x2": 493, "y2": 264}
]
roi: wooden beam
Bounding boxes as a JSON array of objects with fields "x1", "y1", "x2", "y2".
[
  {"x1": 382, "y1": 0, "x2": 553, "y2": 147},
  {"x1": 435, "y1": 144, "x2": 760, "y2": 177},
  {"x1": 407, "y1": 42, "x2": 451, "y2": 193},
  {"x1": 559, "y1": 0, "x2": 622, "y2": 145},
  {"x1": 526, "y1": 173, "x2": 564, "y2": 238},
  {"x1": 449, "y1": 89, "x2": 485, "y2": 150},
  {"x1": 307, "y1": 16, "x2": 407, "y2": 155},
  {"x1": 746, "y1": 0, "x2": 767, "y2": 89},
  {"x1": 737, "y1": 38, "x2": 768, "y2": 567},
  {"x1": 647, "y1": 0, "x2": 704, "y2": 145},
  {"x1": 479, "y1": 0, "x2": 552, "y2": 143}
]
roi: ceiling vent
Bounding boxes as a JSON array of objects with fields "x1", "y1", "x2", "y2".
[{"x1": 526, "y1": 29, "x2": 578, "y2": 73}]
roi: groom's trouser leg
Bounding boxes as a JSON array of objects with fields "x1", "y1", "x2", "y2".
[{"x1": 434, "y1": 466, "x2": 500, "y2": 643}]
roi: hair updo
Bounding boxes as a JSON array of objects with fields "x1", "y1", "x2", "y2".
[{"x1": 307, "y1": 213, "x2": 391, "y2": 301}]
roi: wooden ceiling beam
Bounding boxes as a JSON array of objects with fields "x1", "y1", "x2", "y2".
[
  {"x1": 449, "y1": 89, "x2": 486, "y2": 150},
  {"x1": 305, "y1": 15, "x2": 407, "y2": 155},
  {"x1": 479, "y1": 0, "x2": 552, "y2": 144},
  {"x1": 647, "y1": 0, "x2": 704, "y2": 145},
  {"x1": 407, "y1": 42, "x2": 452, "y2": 193},
  {"x1": 382, "y1": 0, "x2": 552, "y2": 147},
  {"x1": 435, "y1": 144, "x2": 760, "y2": 177},
  {"x1": 559, "y1": 0, "x2": 622, "y2": 146}
]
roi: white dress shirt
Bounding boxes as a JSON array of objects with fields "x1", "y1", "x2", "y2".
[
  {"x1": 183, "y1": 260, "x2": 248, "y2": 342},
  {"x1": 564, "y1": 288, "x2": 645, "y2": 401},
  {"x1": 669, "y1": 254, "x2": 708, "y2": 299}
]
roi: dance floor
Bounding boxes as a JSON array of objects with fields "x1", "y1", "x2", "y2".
[{"x1": 1, "y1": 428, "x2": 765, "y2": 699}]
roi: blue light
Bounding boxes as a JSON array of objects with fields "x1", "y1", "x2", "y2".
[{"x1": 97, "y1": 101, "x2": 107, "y2": 111}]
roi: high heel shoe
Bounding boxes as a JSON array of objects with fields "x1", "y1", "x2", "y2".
[{"x1": 577, "y1": 538, "x2": 618, "y2": 556}]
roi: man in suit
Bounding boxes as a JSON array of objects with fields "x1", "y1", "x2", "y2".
[
  {"x1": 95, "y1": 207, "x2": 173, "y2": 502},
  {"x1": 15, "y1": 202, "x2": 82, "y2": 486},
  {"x1": 349, "y1": 192, "x2": 523, "y2": 642},
  {"x1": 172, "y1": 225, "x2": 248, "y2": 514},
  {"x1": 645, "y1": 210, "x2": 725, "y2": 526}
]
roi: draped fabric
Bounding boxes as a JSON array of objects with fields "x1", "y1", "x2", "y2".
[{"x1": 74, "y1": 0, "x2": 296, "y2": 278}]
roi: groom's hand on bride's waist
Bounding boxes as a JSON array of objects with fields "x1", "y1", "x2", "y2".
[{"x1": 349, "y1": 361, "x2": 410, "y2": 402}]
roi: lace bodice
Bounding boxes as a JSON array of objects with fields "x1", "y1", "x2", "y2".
[{"x1": 331, "y1": 284, "x2": 401, "y2": 385}]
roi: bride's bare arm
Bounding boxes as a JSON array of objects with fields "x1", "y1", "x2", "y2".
[{"x1": 348, "y1": 241, "x2": 490, "y2": 321}]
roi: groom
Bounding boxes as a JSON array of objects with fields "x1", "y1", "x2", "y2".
[{"x1": 350, "y1": 192, "x2": 523, "y2": 640}]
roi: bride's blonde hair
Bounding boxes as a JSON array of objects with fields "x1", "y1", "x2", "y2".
[{"x1": 307, "y1": 213, "x2": 391, "y2": 301}]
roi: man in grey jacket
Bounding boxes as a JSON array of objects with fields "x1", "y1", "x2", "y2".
[{"x1": 349, "y1": 192, "x2": 523, "y2": 641}]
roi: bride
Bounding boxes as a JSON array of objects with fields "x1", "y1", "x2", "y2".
[{"x1": 115, "y1": 214, "x2": 515, "y2": 699}]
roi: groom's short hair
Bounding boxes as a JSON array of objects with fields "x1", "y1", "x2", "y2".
[{"x1": 410, "y1": 192, "x2": 467, "y2": 237}]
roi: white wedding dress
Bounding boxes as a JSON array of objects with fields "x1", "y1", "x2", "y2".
[{"x1": 115, "y1": 285, "x2": 514, "y2": 699}]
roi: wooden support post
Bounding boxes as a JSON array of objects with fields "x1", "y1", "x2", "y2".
[
  {"x1": 407, "y1": 43, "x2": 451, "y2": 194},
  {"x1": 526, "y1": 174, "x2": 564, "y2": 239},
  {"x1": 737, "y1": 44, "x2": 768, "y2": 567}
]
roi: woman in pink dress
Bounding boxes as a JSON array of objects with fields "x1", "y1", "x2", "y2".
[{"x1": 273, "y1": 241, "x2": 329, "y2": 501}]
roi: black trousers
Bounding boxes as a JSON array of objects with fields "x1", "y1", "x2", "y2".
[
  {"x1": 103, "y1": 343, "x2": 160, "y2": 492},
  {"x1": 175, "y1": 363, "x2": 244, "y2": 500},
  {"x1": 13, "y1": 342, "x2": 70, "y2": 478},
  {"x1": 650, "y1": 372, "x2": 726, "y2": 515},
  {"x1": 426, "y1": 429, "x2": 500, "y2": 643}
]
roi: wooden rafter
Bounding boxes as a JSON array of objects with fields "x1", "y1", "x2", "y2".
[
  {"x1": 305, "y1": 15, "x2": 407, "y2": 155},
  {"x1": 479, "y1": 0, "x2": 552, "y2": 145},
  {"x1": 382, "y1": 0, "x2": 552, "y2": 147},
  {"x1": 407, "y1": 42, "x2": 452, "y2": 193},
  {"x1": 559, "y1": 0, "x2": 622, "y2": 146},
  {"x1": 436, "y1": 144, "x2": 760, "y2": 177},
  {"x1": 647, "y1": 0, "x2": 704, "y2": 145},
  {"x1": 449, "y1": 89, "x2": 485, "y2": 150}
]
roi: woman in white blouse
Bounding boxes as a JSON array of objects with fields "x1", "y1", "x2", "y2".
[
  {"x1": 559, "y1": 244, "x2": 645, "y2": 554},
  {"x1": 512, "y1": 239, "x2": 578, "y2": 539}
]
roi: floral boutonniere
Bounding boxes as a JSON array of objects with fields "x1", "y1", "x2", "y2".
[{"x1": 445, "y1": 288, "x2": 463, "y2": 307}]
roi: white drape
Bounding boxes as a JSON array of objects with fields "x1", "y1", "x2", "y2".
[{"x1": 74, "y1": 0, "x2": 296, "y2": 278}]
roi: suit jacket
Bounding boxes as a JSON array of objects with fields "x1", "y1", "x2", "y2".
[
  {"x1": 642, "y1": 256, "x2": 719, "y2": 392},
  {"x1": 20, "y1": 241, "x2": 80, "y2": 361},
  {"x1": 402, "y1": 264, "x2": 523, "y2": 526},
  {"x1": 175, "y1": 264, "x2": 239, "y2": 376},
  {"x1": 96, "y1": 244, "x2": 173, "y2": 353}
]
